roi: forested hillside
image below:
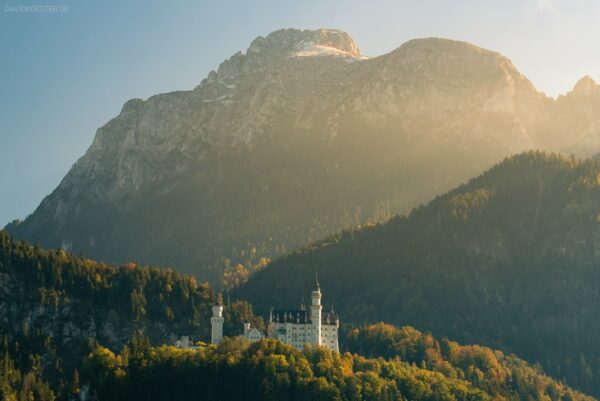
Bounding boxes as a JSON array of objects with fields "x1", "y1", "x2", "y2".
[
  {"x1": 0, "y1": 334, "x2": 55, "y2": 401},
  {"x1": 83, "y1": 324, "x2": 594, "y2": 401},
  {"x1": 235, "y1": 151, "x2": 600, "y2": 396},
  {"x1": 0, "y1": 230, "x2": 258, "y2": 399},
  {"x1": 0, "y1": 229, "x2": 596, "y2": 400}
]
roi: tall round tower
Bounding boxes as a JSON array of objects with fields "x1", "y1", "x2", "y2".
[
  {"x1": 211, "y1": 304, "x2": 224, "y2": 345},
  {"x1": 310, "y1": 274, "x2": 322, "y2": 346}
]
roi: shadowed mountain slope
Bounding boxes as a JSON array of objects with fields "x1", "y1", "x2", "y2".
[{"x1": 235, "y1": 152, "x2": 600, "y2": 396}]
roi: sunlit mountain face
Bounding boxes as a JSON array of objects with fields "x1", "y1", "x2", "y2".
[{"x1": 7, "y1": 29, "x2": 600, "y2": 286}]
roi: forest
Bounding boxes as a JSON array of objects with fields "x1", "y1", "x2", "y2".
[
  {"x1": 0, "y1": 229, "x2": 257, "y2": 400},
  {"x1": 2, "y1": 225, "x2": 596, "y2": 400},
  {"x1": 235, "y1": 151, "x2": 600, "y2": 397},
  {"x1": 82, "y1": 324, "x2": 593, "y2": 401}
]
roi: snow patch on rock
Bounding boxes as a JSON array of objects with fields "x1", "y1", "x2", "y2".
[{"x1": 292, "y1": 40, "x2": 366, "y2": 59}]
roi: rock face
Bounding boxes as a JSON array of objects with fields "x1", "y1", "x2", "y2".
[
  {"x1": 0, "y1": 269, "x2": 130, "y2": 352},
  {"x1": 7, "y1": 29, "x2": 600, "y2": 282}
]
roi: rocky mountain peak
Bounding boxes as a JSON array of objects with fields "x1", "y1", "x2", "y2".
[
  {"x1": 380, "y1": 37, "x2": 526, "y2": 86},
  {"x1": 388, "y1": 37, "x2": 515, "y2": 70},
  {"x1": 11, "y1": 28, "x2": 600, "y2": 292},
  {"x1": 213, "y1": 28, "x2": 361, "y2": 79},
  {"x1": 390, "y1": 37, "x2": 491, "y2": 57},
  {"x1": 249, "y1": 28, "x2": 360, "y2": 58},
  {"x1": 571, "y1": 75, "x2": 598, "y2": 96},
  {"x1": 371, "y1": 37, "x2": 536, "y2": 110}
]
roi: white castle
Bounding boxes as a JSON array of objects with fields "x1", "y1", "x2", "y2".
[
  {"x1": 210, "y1": 304, "x2": 224, "y2": 345},
  {"x1": 174, "y1": 304, "x2": 224, "y2": 349},
  {"x1": 210, "y1": 275, "x2": 339, "y2": 351}
]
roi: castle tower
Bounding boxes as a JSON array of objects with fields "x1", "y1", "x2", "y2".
[
  {"x1": 310, "y1": 273, "x2": 322, "y2": 346},
  {"x1": 211, "y1": 304, "x2": 224, "y2": 344},
  {"x1": 243, "y1": 322, "x2": 251, "y2": 337}
]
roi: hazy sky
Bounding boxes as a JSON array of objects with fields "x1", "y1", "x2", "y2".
[{"x1": 1, "y1": 0, "x2": 599, "y2": 226}]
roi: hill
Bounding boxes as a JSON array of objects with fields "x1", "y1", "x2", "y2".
[
  {"x1": 0, "y1": 229, "x2": 259, "y2": 398},
  {"x1": 8, "y1": 29, "x2": 600, "y2": 284},
  {"x1": 82, "y1": 324, "x2": 595, "y2": 401},
  {"x1": 1, "y1": 230, "x2": 592, "y2": 401},
  {"x1": 235, "y1": 151, "x2": 600, "y2": 396}
]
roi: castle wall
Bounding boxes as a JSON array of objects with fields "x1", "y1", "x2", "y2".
[
  {"x1": 245, "y1": 279, "x2": 339, "y2": 351},
  {"x1": 267, "y1": 321, "x2": 338, "y2": 351},
  {"x1": 320, "y1": 324, "x2": 339, "y2": 351}
]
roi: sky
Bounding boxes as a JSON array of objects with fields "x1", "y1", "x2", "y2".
[{"x1": 1, "y1": 0, "x2": 599, "y2": 226}]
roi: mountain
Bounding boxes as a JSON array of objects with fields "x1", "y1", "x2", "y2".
[
  {"x1": 234, "y1": 151, "x2": 600, "y2": 396},
  {"x1": 7, "y1": 29, "x2": 600, "y2": 283},
  {"x1": 84, "y1": 324, "x2": 595, "y2": 401}
]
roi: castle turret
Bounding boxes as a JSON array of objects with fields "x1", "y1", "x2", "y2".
[
  {"x1": 243, "y1": 322, "x2": 251, "y2": 337},
  {"x1": 211, "y1": 304, "x2": 224, "y2": 344},
  {"x1": 310, "y1": 273, "x2": 322, "y2": 346}
]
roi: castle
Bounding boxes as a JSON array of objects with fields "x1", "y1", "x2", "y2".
[{"x1": 211, "y1": 275, "x2": 339, "y2": 351}]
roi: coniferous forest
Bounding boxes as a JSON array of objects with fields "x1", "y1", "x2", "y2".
[
  {"x1": 235, "y1": 152, "x2": 600, "y2": 397},
  {"x1": 1, "y1": 225, "x2": 597, "y2": 401},
  {"x1": 0, "y1": 229, "x2": 257, "y2": 399}
]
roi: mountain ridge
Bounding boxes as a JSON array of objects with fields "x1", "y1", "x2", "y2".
[{"x1": 7, "y1": 28, "x2": 600, "y2": 284}]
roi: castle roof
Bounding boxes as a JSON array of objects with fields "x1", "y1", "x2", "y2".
[
  {"x1": 321, "y1": 311, "x2": 338, "y2": 325},
  {"x1": 272, "y1": 309, "x2": 310, "y2": 324},
  {"x1": 271, "y1": 309, "x2": 338, "y2": 325}
]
